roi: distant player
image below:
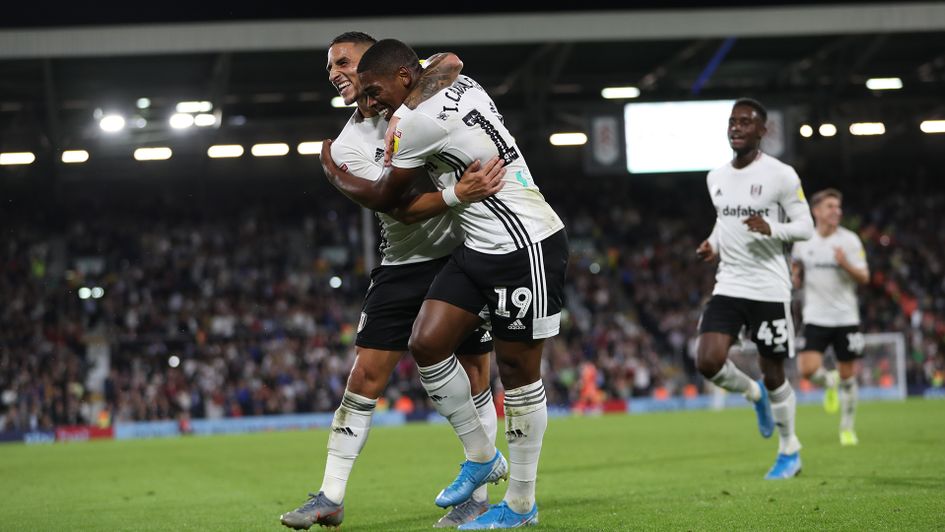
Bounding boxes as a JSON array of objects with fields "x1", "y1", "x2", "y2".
[
  {"x1": 695, "y1": 98, "x2": 814, "y2": 479},
  {"x1": 280, "y1": 32, "x2": 506, "y2": 530},
  {"x1": 321, "y1": 39, "x2": 569, "y2": 529},
  {"x1": 792, "y1": 188, "x2": 869, "y2": 446}
]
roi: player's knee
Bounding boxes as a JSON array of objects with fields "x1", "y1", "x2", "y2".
[
  {"x1": 346, "y1": 363, "x2": 381, "y2": 398},
  {"x1": 408, "y1": 331, "x2": 446, "y2": 366},
  {"x1": 695, "y1": 343, "x2": 725, "y2": 378}
]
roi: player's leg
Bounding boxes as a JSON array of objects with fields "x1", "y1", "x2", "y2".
[
  {"x1": 411, "y1": 299, "x2": 498, "y2": 464},
  {"x1": 798, "y1": 325, "x2": 840, "y2": 413},
  {"x1": 753, "y1": 302, "x2": 802, "y2": 479},
  {"x1": 435, "y1": 336, "x2": 496, "y2": 527},
  {"x1": 461, "y1": 230, "x2": 568, "y2": 530},
  {"x1": 413, "y1": 259, "x2": 508, "y2": 508},
  {"x1": 696, "y1": 296, "x2": 769, "y2": 436},
  {"x1": 835, "y1": 328, "x2": 864, "y2": 445},
  {"x1": 280, "y1": 348, "x2": 402, "y2": 529},
  {"x1": 493, "y1": 338, "x2": 546, "y2": 521}
]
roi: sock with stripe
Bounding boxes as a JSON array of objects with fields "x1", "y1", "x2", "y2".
[
  {"x1": 710, "y1": 359, "x2": 761, "y2": 402},
  {"x1": 503, "y1": 380, "x2": 547, "y2": 514},
  {"x1": 320, "y1": 390, "x2": 377, "y2": 504},
  {"x1": 769, "y1": 381, "x2": 801, "y2": 455},
  {"x1": 839, "y1": 377, "x2": 858, "y2": 431},
  {"x1": 471, "y1": 388, "x2": 497, "y2": 503},
  {"x1": 809, "y1": 366, "x2": 837, "y2": 388},
  {"x1": 419, "y1": 356, "x2": 494, "y2": 462}
]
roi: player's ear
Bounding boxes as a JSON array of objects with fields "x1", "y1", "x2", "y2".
[{"x1": 398, "y1": 66, "x2": 412, "y2": 88}]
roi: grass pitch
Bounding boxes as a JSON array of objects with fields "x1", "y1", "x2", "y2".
[{"x1": 1, "y1": 400, "x2": 943, "y2": 531}]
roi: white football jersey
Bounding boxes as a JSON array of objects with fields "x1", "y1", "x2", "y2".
[
  {"x1": 331, "y1": 110, "x2": 463, "y2": 265},
  {"x1": 706, "y1": 153, "x2": 813, "y2": 302},
  {"x1": 391, "y1": 75, "x2": 564, "y2": 254},
  {"x1": 792, "y1": 226, "x2": 867, "y2": 327}
]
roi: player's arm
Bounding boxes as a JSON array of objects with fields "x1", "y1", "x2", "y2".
[
  {"x1": 697, "y1": 222, "x2": 719, "y2": 262},
  {"x1": 384, "y1": 53, "x2": 463, "y2": 165},
  {"x1": 750, "y1": 171, "x2": 814, "y2": 241},
  {"x1": 320, "y1": 139, "x2": 416, "y2": 212},
  {"x1": 835, "y1": 239, "x2": 869, "y2": 285},
  {"x1": 791, "y1": 260, "x2": 803, "y2": 289},
  {"x1": 388, "y1": 157, "x2": 506, "y2": 225}
]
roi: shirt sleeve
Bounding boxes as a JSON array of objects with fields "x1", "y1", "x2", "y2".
[
  {"x1": 847, "y1": 233, "x2": 869, "y2": 271},
  {"x1": 390, "y1": 112, "x2": 449, "y2": 169},
  {"x1": 330, "y1": 140, "x2": 382, "y2": 181},
  {"x1": 768, "y1": 168, "x2": 814, "y2": 242}
]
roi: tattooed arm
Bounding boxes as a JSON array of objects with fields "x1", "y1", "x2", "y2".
[
  {"x1": 404, "y1": 53, "x2": 463, "y2": 109},
  {"x1": 383, "y1": 53, "x2": 463, "y2": 164}
]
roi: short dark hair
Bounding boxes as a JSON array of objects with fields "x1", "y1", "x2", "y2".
[
  {"x1": 329, "y1": 31, "x2": 376, "y2": 48},
  {"x1": 733, "y1": 97, "x2": 768, "y2": 123},
  {"x1": 811, "y1": 188, "x2": 843, "y2": 207},
  {"x1": 356, "y1": 38, "x2": 421, "y2": 76}
]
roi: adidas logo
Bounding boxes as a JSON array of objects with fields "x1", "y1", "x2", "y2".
[
  {"x1": 480, "y1": 331, "x2": 492, "y2": 342},
  {"x1": 332, "y1": 426, "x2": 355, "y2": 437},
  {"x1": 773, "y1": 344, "x2": 786, "y2": 353},
  {"x1": 429, "y1": 394, "x2": 447, "y2": 403},
  {"x1": 507, "y1": 319, "x2": 526, "y2": 330},
  {"x1": 374, "y1": 148, "x2": 384, "y2": 162},
  {"x1": 715, "y1": 188, "x2": 723, "y2": 196},
  {"x1": 506, "y1": 429, "x2": 527, "y2": 441}
]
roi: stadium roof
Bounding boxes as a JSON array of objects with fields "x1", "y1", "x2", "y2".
[{"x1": 1, "y1": 2, "x2": 944, "y2": 181}]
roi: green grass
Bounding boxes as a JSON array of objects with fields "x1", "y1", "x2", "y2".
[{"x1": 1, "y1": 400, "x2": 944, "y2": 531}]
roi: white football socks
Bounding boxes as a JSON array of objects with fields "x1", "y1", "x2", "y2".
[
  {"x1": 769, "y1": 381, "x2": 801, "y2": 455},
  {"x1": 710, "y1": 359, "x2": 761, "y2": 402},
  {"x1": 471, "y1": 388, "x2": 497, "y2": 503},
  {"x1": 809, "y1": 366, "x2": 838, "y2": 388},
  {"x1": 503, "y1": 380, "x2": 547, "y2": 514},
  {"x1": 418, "y1": 356, "x2": 494, "y2": 463},
  {"x1": 320, "y1": 390, "x2": 377, "y2": 504},
  {"x1": 839, "y1": 377, "x2": 858, "y2": 431}
]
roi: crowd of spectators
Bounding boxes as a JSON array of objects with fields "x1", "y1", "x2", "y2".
[{"x1": 2, "y1": 179, "x2": 943, "y2": 431}]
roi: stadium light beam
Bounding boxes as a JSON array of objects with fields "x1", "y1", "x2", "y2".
[
  {"x1": 251, "y1": 143, "x2": 290, "y2": 157},
  {"x1": 818, "y1": 123, "x2": 837, "y2": 137},
  {"x1": 331, "y1": 97, "x2": 356, "y2": 108},
  {"x1": 329, "y1": 276, "x2": 343, "y2": 289},
  {"x1": 169, "y1": 113, "x2": 195, "y2": 129},
  {"x1": 920, "y1": 120, "x2": 945, "y2": 134},
  {"x1": 297, "y1": 141, "x2": 323, "y2": 155},
  {"x1": 78, "y1": 287, "x2": 92, "y2": 300},
  {"x1": 61, "y1": 150, "x2": 90, "y2": 163},
  {"x1": 176, "y1": 101, "x2": 212, "y2": 113},
  {"x1": 168, "y1": 355, "x2": 181, "y2": 368},
  {"x1": 134, "y1": 147, "x2": 172, "y2": 161},
  {"x1": 799, "y1": 125, "x2": 814, "y2": 138},
  {"x1": 99, "y1": 114, "x2": 125, "y2": 133},
  {"x1": 0, "y1": 152, "x2": 36, "y2": 165},
  {"x1": 849, "y1": 122, "x2": 885, "y2": 136},
  {"x1": 207, "y1": 145, "x2": 244, "y2": 158},
  {"x1": 549, "y1": 132, "x2": 588, "y2": 146},
  {"x1": 865, "y1": 77, "x2": 902, "y2": 91},
  {"x1": 601, "y1": 86, "x2": 641, "y2": 99},
  {"x1": 91, "y1": 287, "x2": 105, "y2": 299},
  {"x1": 136, "y1": 98, "x2": 151, "y2": 109}
]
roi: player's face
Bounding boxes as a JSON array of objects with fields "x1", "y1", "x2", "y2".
[
  {"x1": 814, "y1": 197, "x2": 842, "y2": 227},
  {"x1": 728, "y1": 105, "x2": 766, "y2": 153},
  {"x1": 359, "y1": 69, "x2": 411, "y2": 119},
  {"x1": 327, "y1": 42, "x2": 370, "y2": 106}
]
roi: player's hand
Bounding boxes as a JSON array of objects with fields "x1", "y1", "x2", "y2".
[
  {"x1": 455, "y1": 157, "x2": 506, "y2": 203},
  {"x1": 383, "y1": 116, "x2": 401, "y2": 166},
  {"x1": 696, "y1": 239, "x2": 717, "y2": 262},
  {"x1": 319, "y1": 139, "x2": 339, "y2": 178},
  {"x1": 743, "y1": 215, "x2": 771, "y2": 236},
  {"x1": 792, "y1": 272, "x2": 803, "y2": 289},
  {"x1": 833, "y1": 246, "x2": 848, "y2": 266}
]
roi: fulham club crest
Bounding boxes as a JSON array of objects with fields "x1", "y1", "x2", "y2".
[{"x1": 750, "y1": 184, "x2": 763, "y2": 197}]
